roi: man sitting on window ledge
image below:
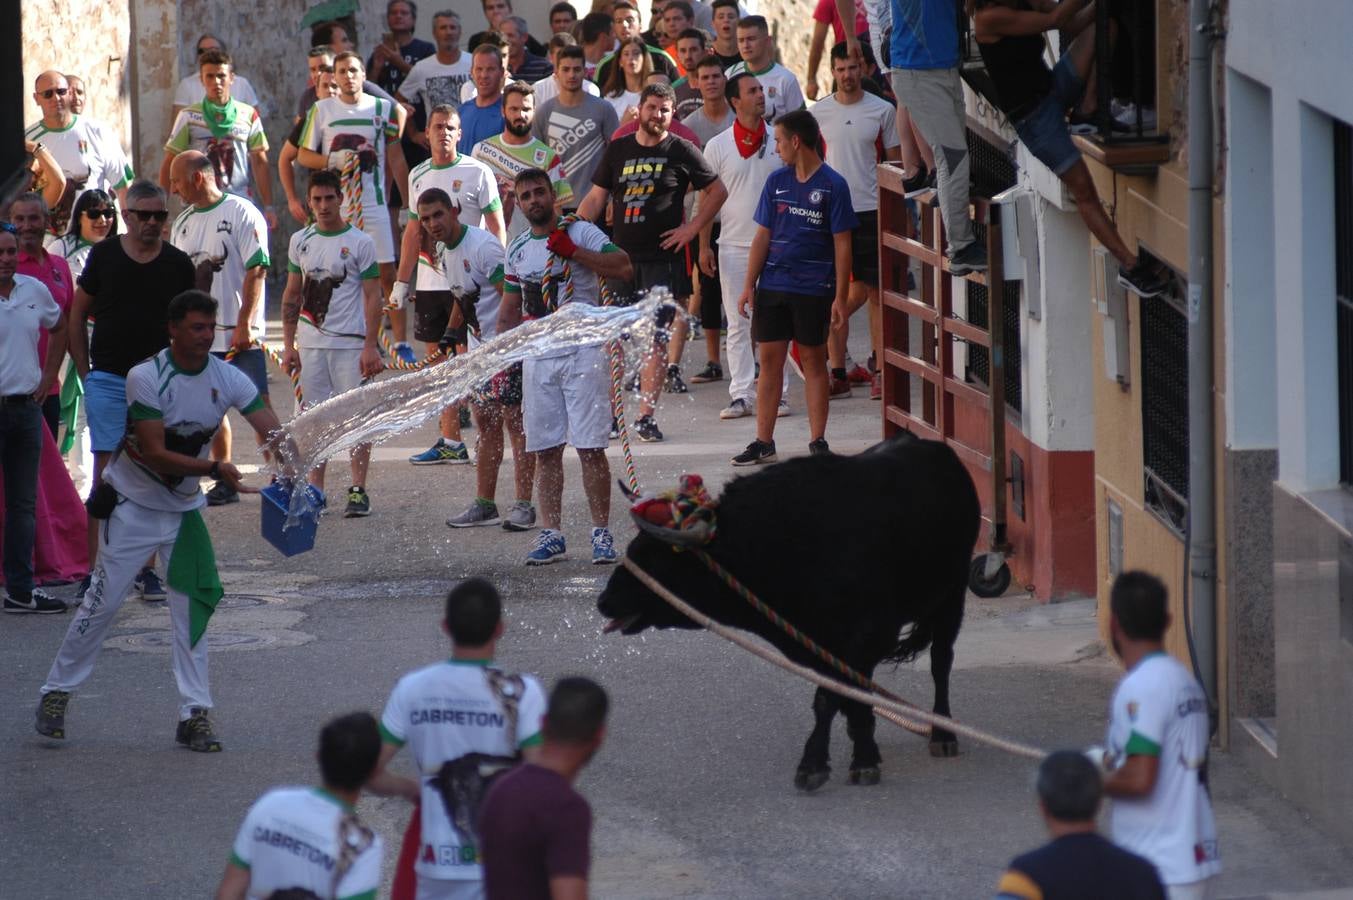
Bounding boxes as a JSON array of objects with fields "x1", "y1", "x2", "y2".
[{"x1": 972, "y1": 0, "x2": 1168, "y2": 298}]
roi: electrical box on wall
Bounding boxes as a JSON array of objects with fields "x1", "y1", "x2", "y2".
[{"x1": 1095, "y1": 247, "x2": 1131, "y2": 388}]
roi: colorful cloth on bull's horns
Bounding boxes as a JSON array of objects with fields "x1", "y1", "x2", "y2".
[{"x1": 631, "y1": 473, "x2": 718, "y2": 544}]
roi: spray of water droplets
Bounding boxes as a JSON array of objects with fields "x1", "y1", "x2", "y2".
[{"x1": 266, "y1": 293, "x2": 681, "y2": 524}]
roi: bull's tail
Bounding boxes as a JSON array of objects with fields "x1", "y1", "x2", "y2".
[{"x1": 884, "y1": 620, "x2": 935, "y2": 665}]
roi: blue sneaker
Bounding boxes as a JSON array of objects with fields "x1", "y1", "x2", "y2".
[
  {"x1": 591, "y1": 527, "x2": 618, "y2": 565},
  {"x1": 409, "y1": 439, "x2": 470, "y2": 465},
  {"x1": 135, "y1": 568, "x2": 166, "y2": 602},
  {"x1": 394, "y1": 342, "x2": 417, "y2": 366},
  {"x1": 525, "y1": 529, "x2": 567, "y2": 566}
]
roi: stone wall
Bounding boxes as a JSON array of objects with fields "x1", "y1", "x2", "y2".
[
  {"x1": 21, "y1": 0, "x2": 135, "y2": 162},
  {"x1": 759, "y1": 0, "x2": 827, "y2": 99}
]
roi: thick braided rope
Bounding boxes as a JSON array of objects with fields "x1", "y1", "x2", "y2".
[
  {"x1": 340, "y1": 153, "x2": 365, "y2": 232},
  {"x1": 621, "y1": 556, "x2": 1047, "y2": 761}
]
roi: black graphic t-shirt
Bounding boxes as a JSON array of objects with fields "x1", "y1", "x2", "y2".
[{"x1": 591, "y1": 133, "x2": 716, "y2": 262}]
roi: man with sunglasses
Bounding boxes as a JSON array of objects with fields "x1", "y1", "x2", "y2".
[
  {"x1": 0, "y1": 223, "x2": 70, "y2": 615},
  {"x1": 161, "y1": 48, "x2": 276, "y2": 230},
  {"x1": 172, "y1": 34, "x2": 261, "y2": 119},
  {"x1": 69, "y1": 180, "x2": 195, "y2": 603},
  {"x1": 24, "y1": 71, "x2": 134, "y2": 239}
]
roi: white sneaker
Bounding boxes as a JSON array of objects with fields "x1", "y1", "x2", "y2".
[
  {"x1": 720, "y1": 397, "x2": 753, "y2": 419},
  {"x1": 776, "y1": 399, "x2": 790, "y2": 418}
]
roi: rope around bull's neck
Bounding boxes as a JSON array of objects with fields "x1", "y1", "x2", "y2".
[{"x1": 621, "y1": 556, "x2": 1047, "y2": 761}]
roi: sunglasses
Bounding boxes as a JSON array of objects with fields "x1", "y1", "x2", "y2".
[
  {"x1": 128, "y1": 209, "x2": 170, "y2": 222},
  {"x1": 39, "y1": 87, "x2": 70, "y2": 99},
  {"x1": 85, "y1": 208, "x2": 116, "y2": 220}
]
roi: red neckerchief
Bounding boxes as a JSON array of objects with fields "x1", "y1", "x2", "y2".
[{"x1": 733, "y1": 117, "x2": 766, "y2": 159}]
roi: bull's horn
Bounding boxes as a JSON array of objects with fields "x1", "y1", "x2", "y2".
[
  {"x1": 616, "y1": 479, "x2": 644, "y2": 503},
  {"x1": 629, "y1": 510, "x2": 713, "y2": 547}
]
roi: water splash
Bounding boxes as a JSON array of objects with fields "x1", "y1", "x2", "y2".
[{"x1": 267, "y1": 293, "x2": 679, "y2": 523}]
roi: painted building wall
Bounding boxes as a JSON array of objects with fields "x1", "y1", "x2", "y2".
[{"x1": 1226, "y1": 0, "x2": 1353, "y2": 848}]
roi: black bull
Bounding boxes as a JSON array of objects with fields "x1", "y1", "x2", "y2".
[{"x1": 597, "y1": 433, "x2": 981, "y2": 791}]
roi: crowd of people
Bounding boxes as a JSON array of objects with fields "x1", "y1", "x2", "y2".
[{"x1": 4, "y1": 0, "x2": 1209, "y2": 897}]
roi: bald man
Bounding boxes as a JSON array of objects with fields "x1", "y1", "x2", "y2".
[
  {"x1": 167, "y1": 152, "x2": 272, "y2": 507},
  {"x1": 25, "y1": 70, "x2": 134, "y2": 238}
]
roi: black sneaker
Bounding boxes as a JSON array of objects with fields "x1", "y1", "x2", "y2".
[
  {"x1": 344, "y1": 486, "x2": 371, "y2": 518},
  {"x1": 136, "y1": 568, "x2": 167, "y2": 602},
  {"x1": 635, "y1": 415, "x2": 664, "y2": 443},
  {"x1": 809, "y1": 437, "x2": 833, "y2": 457},
  {"x1": 690, "y1": 361, "x2": 723, "y2": 383},
  {"x1": 948, "y1": 242, "x2": 988, "y2": 276},
  {"x1": 609, "y1": 418, "x2": 621, "y2": 440},
  {"x1": 4, "y1": 588, "x2": 68, "y2": 614},
  {"x1": 664, "y1": 365, "x2": 688, "y2": 394},
  {"x1": 902, "y1": 164, "x2": 931, "y2": 197},
  {"x1": 76, "y1": 574, "x2": 91, "y2": 601},
  {"x1": 1117, "y1": 260, "x2": 1170, "y2": 298},
  {"x1": 731, "y1": 439, "x2": 777, "y2": 466},
  {"x1": 36, "y1": 691, "x2": 70, "y2": 739},
  {"x1": 176, "y1": 707, "x2": 223, "y2": 752},
  {"x1": 205, "y1": 480, "x2": 239, "y2": 506}
]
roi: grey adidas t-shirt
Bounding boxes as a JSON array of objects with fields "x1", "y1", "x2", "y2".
[{"x1": 531, "y1": 93, "x2": 619, "y2": 206}]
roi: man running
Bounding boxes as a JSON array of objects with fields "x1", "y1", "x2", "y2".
[
  {"x1": 500, "y1": 168, "x2": 633, "y2": 565},
  {"x1": 734, "y1": 109, "x2": 855, "y2": 464},
  {"x1": 577, "y1": 82, "x2": 726, "y2": 443},
  {"x1": 37, "y1": 290, "x2": 287, "y2": 750},
  {"x1": 369, "y1": 577, "x2": 547, "y2": 900},
  {"x1": 810, "y1": 43, "x2": 900, "y2": 399},
  {"x1": 393, "y1": 105, "x2": 505, "y2": 466},
  {"x1": 215, "y1": 712, "x2": 385, "y2": 900},
  {"x1": 280, "y1": 170, "x2": 386, "y2": 518},
  {"x1": 167, "y1": 151, "x2": 272, "y2": 507}
]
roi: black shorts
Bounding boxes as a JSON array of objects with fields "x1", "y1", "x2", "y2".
[
  {"x1": 414, "y1": 290, "x2": 456, "y2": 343},
  {"x1": 472, "y1": 363, "x2": 524, "y2": 407},
  {"x1": 850, "y1": 210, "x2": 880, "y2": 284},
  {"x1": 609, "y1": 252, "x2": 693, "y2": 306},
  {"x1": 211, "y1": 348, "x2": 269, "y2": 398},
  {"x1": 697, "y1": 224, "x2": 722, "y2": 330},
  {"x1": 753, "y1": 289, "x2": 833, "y2": 346}
]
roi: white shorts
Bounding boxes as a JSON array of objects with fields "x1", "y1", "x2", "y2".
[
  {"x1": 415, "y1": 877, "x2": 484, "y2": 900},
  {"x1": 299, "y1": 346, "x2": 365, "y2": 408},
  {"x1": 1166, "y1": 879, "x2": 1215, "y2": 900},
  {"x1": 522, "y1": 346, "x2": 611, "y2": 452},
  {"x1": 361, "y1": 202, "x2": 395, "y2": 263}
]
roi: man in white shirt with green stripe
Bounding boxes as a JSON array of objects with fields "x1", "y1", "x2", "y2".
[
  {"x1": 168, "y1": 151, "x2": 272, "y2": 507},
  {"x1": 37, "y1": 290, "x2": 286, "y2": 751},
  {"x1": 297, "y1": 51, "x2": 410, "y2": 322},
  {"x1": 216, "y1": 712, "x2": 384, "y2": 900},
  {"x1": 281, "y1": 170, "x2": 386, "y2": 518},
  {"x1": 1101, "y1": 571, "x2": 1222, "y2": 899},
  {"x1": 369, "y1": 577, "x2": 547, "y2": 900},
  {"x1": 725, "y1": 15, "x2": 805, "y2": 122}
]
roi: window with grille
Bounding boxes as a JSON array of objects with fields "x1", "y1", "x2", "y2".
[
  {"x1": 1140, "y1": 268, "x2": 1189, "y2": 536},
  {"x1": 1336, "y1": 119, "x2": 1353, "y2": 484}
]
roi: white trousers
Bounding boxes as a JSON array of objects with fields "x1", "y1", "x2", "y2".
[
  {"x1": 41, "y1": 498, "x2": 212, "y2": 719},
  {"x1": 718, "y1": 244, "x2": 789, "y2": 404},
  {"x1": 415, "y1": 876, "x2": 484, "y2": 900},
  {"x1": 1167, "y1": 879, "x2": 1215, "y2": 900}
]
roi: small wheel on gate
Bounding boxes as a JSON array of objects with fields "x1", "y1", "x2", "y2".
[{"x1": 969, "y1": 554, "x2": 1012, "y2": 598}]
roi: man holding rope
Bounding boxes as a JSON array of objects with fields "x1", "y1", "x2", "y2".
[
  {"x1": 499, "y1": 168, "x2": 633, "y2": 566},
  {"x1": 167, "y1": 150, "x2": 271, "y2": 507},
  {"x1": 280, "y1": 170, "x2": 386, "y2": 518}
]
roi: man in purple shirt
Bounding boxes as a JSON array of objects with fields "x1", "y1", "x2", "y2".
[
  {"x1": 10, "y1": 192, "x2": 73, "y2": 436},
  {"x1": 480, "y1": 677, "x2": 608, "y2": 900}
]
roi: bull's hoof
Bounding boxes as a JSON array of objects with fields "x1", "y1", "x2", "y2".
[
  {"x1": 848, "y1": 766, "x2": 881, "y2": 786},
  {"x1": 794, "y1": 767, "x2": 830, "y2": 792},
  {"x1": 929, "y1": 739, "x2": 960, "y2": 758}
]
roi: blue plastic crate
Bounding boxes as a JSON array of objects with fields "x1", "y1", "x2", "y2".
[{"x1": 260, "y1": 482, "x2": 320, "y2": 557}]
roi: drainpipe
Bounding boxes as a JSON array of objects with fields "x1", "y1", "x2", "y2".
[{"x1": 1187, "y1": 0, "x2": 1219, "y2": 717}]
